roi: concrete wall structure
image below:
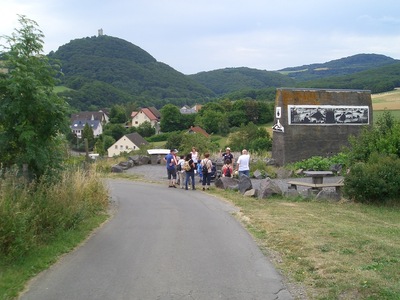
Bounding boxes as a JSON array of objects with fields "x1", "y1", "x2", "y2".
[{"x1": 272, "y1": 88, "x2": 372, "y2": 166}]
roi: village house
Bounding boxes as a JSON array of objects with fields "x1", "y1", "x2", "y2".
[
  {"x1": 131, "y1": 107, "x2": 161, "y2": 131},
  {"x1": 71, "y1": 119, "x2": 102, "y2": 138},
  {"x1": 188, "y1": 126, "x2": 210, "y2": 138},
  {"x1": 107, "y1": 132, "x2": 149, "y2": 157},
  {"x1": 70, "y1": 110, "x2": 109, "y2": 138},
  {"x1": 180, "y1": 104, "x2": 202, "y2": 114}
]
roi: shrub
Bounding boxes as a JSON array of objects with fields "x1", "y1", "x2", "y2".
[
  {"x1": 344, "y1": 154, "x2": 400, "y2": 204},
  {"x1": 290, "y1": 153, "x2": 348, "y2": 172},
  {"x1": 0, "y1": 167, "x2": 109, "y2": 261}
]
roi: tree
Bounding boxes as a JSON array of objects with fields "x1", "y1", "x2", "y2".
[
  {"x1": 103, "y1": 123, "x2": 126, "y2": 141},
  {"x1": 82, "y1": 122, "x2": 95, "y2": 149},
  {"x1": 194, "y1": 110, "x2": 224, "y2": 134},
  {"x1": 109, "y1": 104, "x2": 127, "y2": 123},
  {"x1": 137, "y1": 121, "x2": 155, "y2": 137},
  {"x1": 160, "y1": 104, "x2": 182, "y2": 132},
  {"x1": 228, "y1": 122, "x2": 271, "y2": 152},
  {"x1": 0, "y1": 15, "x2": 69, "y2": 178}
]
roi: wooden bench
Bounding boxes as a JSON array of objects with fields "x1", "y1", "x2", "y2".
[{"x1": 287, "y1": 180, "x2": 344, "y2": 193}]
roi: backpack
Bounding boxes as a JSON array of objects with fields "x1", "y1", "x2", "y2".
[
  {"x1": 202, "y1": 159, "x2": 209, "y2": 174},
  {"x1": 176, "y1": 163, "x2": 182, "y2": 171},
  {"x1": 224, "y1": 166, "x2": 232, "y2": 177},
  {"x1": 183, "y1": 161, "x2": 191, "y2": 171}
]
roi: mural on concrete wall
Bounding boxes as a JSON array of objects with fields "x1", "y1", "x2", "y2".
[{"x1": 288, "y1": 105, "x2": 369, "y2": 125}]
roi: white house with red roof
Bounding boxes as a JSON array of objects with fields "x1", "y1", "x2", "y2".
[{"x1": 131, "y1": 107, "x2": 161, "y2": 130}]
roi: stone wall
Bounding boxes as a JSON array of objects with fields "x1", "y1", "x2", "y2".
[{"x1": 272, "y1": 88, "x2": 372, "y2": 166}]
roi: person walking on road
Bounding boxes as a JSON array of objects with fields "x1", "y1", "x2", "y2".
[
  {"x1": 201, "y1": 153, "x2": 212, "y2": 190},
  {"x1": 177, "y1": 154, "x2": 186, "y2": 189},
  {"x1": 185, "y1": 153, "x2": 196, "y2": 190},
  {"x1": 236, "y1": 149, "x2": 250, "y2": 177},
  {"x1": 164, "y1": 149, "x2": 178, "y2": 188}
]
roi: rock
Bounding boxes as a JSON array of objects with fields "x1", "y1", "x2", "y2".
[
  {"x1": 316, "y1": 190, "x2": 341, "y2": 201},
  {"x1": 265, "y1": 158, "x2": 276, "y2": 165},
  {"x1": 258, "y1": 177, "x2": 283, "y2": 199},
  {"x1": 275, "y1": 168, "x2": 293, "y2": 179},
  {"x1": 118, "y1": 161, "x2": 130, "y2": 170},
  {"x1": 227, "y1": 185, "x2": 239, "y2": 191},
  {"x1": 295, "y1": 169, "x2": 303, "y2": 176},
  {"x1": 253, "y1": 169, "x2": 264, "y2": 179},
  {"x1": 238, "y1": 174, "x2": 252, "y2": 194},
  {"x1": 111, "y1": 165, "x2": 124, "y2": 173},
  {"x1": 330, "y1": 164, "x2": 343, "y2": 175},
  {"x1": 244, "y1": 189, "x2": 258, "y2": 197},
  {"x1": 129, "y1": 155, "x2": 151, "y2": 165},
  {"x1": 284, "y1": 188, "x2": 300, "y2": 197},
  {"x1": 215, "y1": 177, "x2": 239, "y2": 190}
]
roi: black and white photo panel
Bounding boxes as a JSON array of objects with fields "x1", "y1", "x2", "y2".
[{"x1": 288, "y1": 105, "x2": 369, "y2": 125}]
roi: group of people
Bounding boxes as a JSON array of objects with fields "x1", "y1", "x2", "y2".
[{"x1": 164, "y1": 147, "x2": 250, "y2": 191}]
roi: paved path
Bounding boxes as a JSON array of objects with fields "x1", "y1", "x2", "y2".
[{"x1": 19, "y1": 179, "x2": 294, "y2": 300}]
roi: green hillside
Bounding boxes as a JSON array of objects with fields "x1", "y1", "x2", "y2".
[
  {"x1": 48, "y1": 35, "x2": 400, "y2": 110},
  {"x1": 296, "y1": 61, "x2": 400, "y2": 93},
  {"x1": 279, "y1": 53, "x2": 397, "y2": 81},
  {"x1": 188, "y1": 67, "x2": 295, "y2": 96},
  {"x1": 48, "y1": 35, "x2": 215, "y2": 110}
]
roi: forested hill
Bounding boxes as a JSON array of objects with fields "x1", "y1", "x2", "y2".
[
  {"x1": 49, "y1": 35, "x2": 400, "y2": 110},
  {"x1": 188, "y1": 67, "x2": 295, "y2": 96},
  {"x1": 48, "y1": 35, "x2": 215, "y2": 110},
  {"x1": 279, "y1": 53, "x2": 398, "y2": 81}
]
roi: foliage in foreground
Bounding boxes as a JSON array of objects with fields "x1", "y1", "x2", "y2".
[
  {"x1": 344, "y1": 154, "x2": 400, "y2": 204},
  {"x1": 0, "y1": 15, "x2": 70, "y2": 179},
  {"x1": 0, "y1": 167, "x2": 109, "y2": 262},
  {"x1": 289, "y1": 152, "x2": 348, "y2": 173},
  {"x1": 343, "y1": 111, "x2": 400, "y2": 203}
]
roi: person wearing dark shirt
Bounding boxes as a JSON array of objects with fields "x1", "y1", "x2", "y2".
[
  {"x1": 164, "y1": 149, "x2": 177, "y2": 188},
  {"x1": 184, "y1": 153, "x2": 196, "y2": 190},
  {"x1": 221, "y1": 147, "x2": 233, "y2": 164}
]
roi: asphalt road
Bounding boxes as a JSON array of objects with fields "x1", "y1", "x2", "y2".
[{"x1": 19, "y1": 179, "x2": 293, "y2": 300}]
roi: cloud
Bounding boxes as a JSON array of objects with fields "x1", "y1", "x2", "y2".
[{"x1": 1, "y1": 0, "x2": 400, "y2": 74}]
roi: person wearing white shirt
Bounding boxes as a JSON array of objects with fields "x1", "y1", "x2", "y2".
[{"x1": 236, "y1": 149, "x2": 250, "y2": 177}]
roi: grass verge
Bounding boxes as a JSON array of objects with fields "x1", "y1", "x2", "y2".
[
  {"x1": 0, "y1": 167, "x2": 110, "y2": 300},
  {"x1": 0, "y1": 213, "x2": 108, "y2": 300},
  {"x1": 210, "y1": 189, "x2": 400, "y2": 299}
]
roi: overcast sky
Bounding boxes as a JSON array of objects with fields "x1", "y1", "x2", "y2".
[{"x1": 2, "y1": 0, "x2": 400, "y2": 74}]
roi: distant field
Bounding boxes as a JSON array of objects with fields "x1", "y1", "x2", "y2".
[
  {"x1": 371, "y1": 88, "x2": 400, "y2": 120},
  {"x1": 372, "y1": 88, "x2": 400, "y2": 110}
]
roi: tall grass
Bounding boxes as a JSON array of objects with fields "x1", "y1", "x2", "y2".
[{"x1": 0, "y1": 167, "x2": 109, "y2": 262}]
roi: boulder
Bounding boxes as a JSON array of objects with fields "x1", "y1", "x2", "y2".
[
  {"x1": 129, "y1": 155, "x2": 151, "y2": 165},
  {"x1": 316, "y1": 190, "x2": 341, "y2": 201},
  {"x1": 244, "y1": 189, "x2": 258, "y2": 197},
  {"x1": 258, "y1": 177, "x2": 283, "y2": 199},
  {"x1": 215, "y1": 177, "x2": 239, "y2": 190},
  {"x1": 330, "y1": 164, "x2": 343, "y2": 175},
  {"x1": 111, "y1": 165, "x2": 124, "y2": 173},
  {"x1": 118, "y1": 161, "x2": 130, "y2": 170},
  {"x1": 284, "y1": 188, "x2": 300, "y2": 198},
  {"x1": 265, "y1": 158, "x2": 276, "y2": 165},
  {"x1": 275, "y1": 168, "x2": 293, "y2": 179},
  {"x1": 253, "y1": 169, "x2": 264, "y2": 179},
  {"x1": 238, "y1": 174, "x2": 252, "y2": 194}
]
